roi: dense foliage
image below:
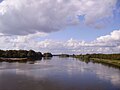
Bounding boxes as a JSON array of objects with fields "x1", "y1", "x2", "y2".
[{"x1": 0, "y1": 50, "x2": 43, "y2": 59}]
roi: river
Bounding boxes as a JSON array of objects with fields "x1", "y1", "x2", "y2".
[{"x1": 0, "y1": 57, "x2": 120, "y2": 90}]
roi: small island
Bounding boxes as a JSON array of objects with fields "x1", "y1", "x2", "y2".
[
  {"x1": 59, "y1": 54, "x2": 70, "y2": 57},
  {"x1": 43, "y1": 52, "x2": 53, "y2": 57}
]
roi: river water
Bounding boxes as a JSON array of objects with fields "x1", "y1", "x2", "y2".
[{"x1": 0, "y1": 57, "x2": 120, "y2": 90}]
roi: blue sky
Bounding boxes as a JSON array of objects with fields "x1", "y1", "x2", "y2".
[
  {"x1": 0, "y1": 0, "x2": 120, "y2": 54},
  {"x1": 42, "y1": 11, "x2": 120, "y2": 42},
  {"x1": 0, "y1": 0, "x2": 3, "y2": 2},
  {"x1": 39, "y1": 1, "x2": 120, "y2": 42}
]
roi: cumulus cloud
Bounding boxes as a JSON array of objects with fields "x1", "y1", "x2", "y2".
[
  {"x1": 0, "y1": 0, "x2": 117, "y2": 35},
  {"x1": 0, "y1": 32, "x2": 47, "y2": 50},
  {"x1": 0, "y1": 29, "x2": 120, "y2": 54},
  {"x1": 96, "y1": 30, "x2": 120, "y2": 42}
]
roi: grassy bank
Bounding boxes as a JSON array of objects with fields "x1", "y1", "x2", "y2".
[
  {"x1": 74, "y1": 54, "x2": 120, "y2": 68},
  {"x1": 90, "y1": 58, "x2": 120, "y2": 68}
]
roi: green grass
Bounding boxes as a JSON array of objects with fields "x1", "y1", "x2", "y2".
[{"x1": 90, "y1": 58, "x2": 120, "y2": 68}]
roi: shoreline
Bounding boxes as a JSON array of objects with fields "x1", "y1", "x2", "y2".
[
  {"x1": 0, "y1": 58, "x2": 33, "y2": 62},
  {"x1": 0, "y1": 56, "x2": 120, "y2": 69},
  {"x1": 90, "y1": 58, "x2": 120, "y2": 68},
  {"x1": 74, "y1": 54, "x2": 120, "y2": 69}
]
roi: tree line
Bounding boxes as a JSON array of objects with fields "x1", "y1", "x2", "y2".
[{"x1": 0, "y1": 50, "x2": 52, "y2": 59}]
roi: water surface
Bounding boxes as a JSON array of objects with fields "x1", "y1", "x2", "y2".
[{"x1": 0, "y1": 57, "x2": 120, "y2": 90}]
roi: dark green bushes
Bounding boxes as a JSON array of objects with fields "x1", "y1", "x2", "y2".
[{"x1": 0, "y1": 49, "x2": 42, "y2": 59}]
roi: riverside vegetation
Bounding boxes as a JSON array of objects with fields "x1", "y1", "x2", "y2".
[
  {"x1": 75, "y1": 54, "x2": 120, "y2": 68},
  {"x1": 0, "y1": 49, "x2": 120, "y2": 68},
  {"x1": 54, "y1": 53, "x2": 120, "y2": 68},
  {"x1": 0, "y1": 50, "x2": 52, "y2": 62}
]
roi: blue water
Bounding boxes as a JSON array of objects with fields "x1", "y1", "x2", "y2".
[{"x1": 0, "y1": 57, "x2": 120, "y2": 90}]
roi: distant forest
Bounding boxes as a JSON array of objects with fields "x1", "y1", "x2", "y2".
[{"x1": 0, "y1": 50, "x2": 52, "y2": 59}]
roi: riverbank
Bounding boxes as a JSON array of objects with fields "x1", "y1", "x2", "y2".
[
  {"x1": 74, "y1": 54, "x2": 120, "y2": 68},
  {"x1": 75, "y1": 56, "x2": 120, "y2": 68},
  {"x1": 90, "y1": 58, "x2": 120, "y2": 68},
  {"x1": 0, "y1": 58, "x2": 33, "y2": 62}
]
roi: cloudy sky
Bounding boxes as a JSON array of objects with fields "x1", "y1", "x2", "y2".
[{"x1": 0, "y1": 0, "x2": 120, "y2": 54}]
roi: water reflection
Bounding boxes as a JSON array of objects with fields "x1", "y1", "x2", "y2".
[
  {"x1": 43, "y1": 57, "x2": 52, "y2": 60},
  {"x1": 27, "y1": 61, "x2": 36, "y2": 64},
  {"x1": 0, "y1": 57, "x2": 120, "y2": 90}
]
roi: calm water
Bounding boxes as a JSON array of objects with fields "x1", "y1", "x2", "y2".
[{"x1": 0, "y1": 57, "x2": 120, "y2": 90}]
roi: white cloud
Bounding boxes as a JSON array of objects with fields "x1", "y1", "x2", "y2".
[
  {"x1": 0, "y1": 0, "x2": 119, "y2": 54},
  {"x1": 0, "y1": 0, "x2": 117, "y2": 35},
  {"x1": 97, "y1": 30, "x2": 120, "y2": 42},
  {"x1": 0, "y1": 29, "x2": 120, "y2": 54},
  {"x1": 0, "y1": 32, "x2": 47, "y2": 50}
]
